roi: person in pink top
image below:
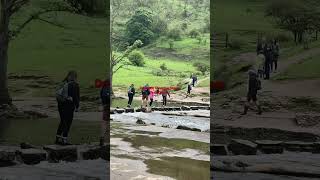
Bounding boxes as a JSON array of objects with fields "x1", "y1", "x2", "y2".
[{"x1": 149, "y1": 88, "x2": 155, "y2": 107}]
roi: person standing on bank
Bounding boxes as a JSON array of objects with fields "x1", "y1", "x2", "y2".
[
  {"x1": 55, "y1": 71, "x2": 80, "y2": 145},
  {"x1": 242, "y1": 70, "x2": 262, "y2": 115},
  {"x1": 186, "y1": 83, "x2": 192, "y2": 97},
  {"x1": 100, "y1": 80, "x2": 110, "y2": 146},
  {"x1": 263, "y1": 42, "x2": 273, "y2": 80},
  {"x1": 127, "y1": 84, "x2": 135, "y2": 107},
  {"x1": 162, "y1": 88, "x2": 170, "y2": 106}
]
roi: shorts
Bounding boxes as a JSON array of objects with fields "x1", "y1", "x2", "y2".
[
  {"x1": 142, "y1": 95, "x2": 149, "y2": 101},
  {"x1": 247, "y1": 93, "x2": 257, "y2": 102}
]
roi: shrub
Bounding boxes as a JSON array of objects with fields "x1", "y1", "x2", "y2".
[
  {"x1": 167, "y1": 28, "x2": 182, "y2": 40},
  {"x1": 275, "y1": 32, "x2": 292, "y2": 42},
  {"x1": 160, "y1": 63, "x2": 168, "y2": 71},
  {"x1": 168, "y1": 39, "x2": 174, "y2": 49},
  {"x1": 229, "y1": 39, "x2": 245, "y2": 50},
  {"x1": 193, "y1": 62, "x2": 209, "y2": 75},
  {"x1": 181, "y1": 22, "x2": 188, "y2": 31},
  {"x1": 189, "y1": 29, "x2": 200, "y2": 38},
  {"x1": 128, "y1": 50, "x2": 145, "y2": 67}
]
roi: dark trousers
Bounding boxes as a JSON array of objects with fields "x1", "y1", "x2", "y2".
[
  {"x1": 128, "y1": 94, "x2": 134, "y2": 106},
  {"x1": 149, "y1": 98, "x2": 153, "y2": 106},
  {"x1": 162, "y1": 96, "x2": 167, "y2": 106},
  {"x1": 57, "y1": 103, "x2": 74, "y2": 138},
  {"x1": 273, "y1": 56, "x2": 278, "y2": 71},
  {"x1": 264, "y1": 61, "x2": 270, "y2": 79}
]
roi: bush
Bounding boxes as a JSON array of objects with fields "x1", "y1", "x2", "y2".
[
  {"x1": 275, "y1": 32, "x2": 292, "y2": 42},
  {"x1": 128, "y1": 50, "x2": 145, "y2": 67},
  {"x1": 167, "y1": 28, "x2": 182, "y2": 40},
  {"x1": 189, "y1": 29, "x2": 200, "y2": 38},
  {"x1": 229, "y1": 39, "x2": 245, "y2": 50},
  {"x1": 160, "y1": 63, "x2": 168, "y2": 71},
  {"x1": 181, "y1": 22, "x2": 188, "y2": 31},
  {"x1": 152, "y1": 16, "x2": 168, "y2": 36},
  {"x1": 193, "y1": 62, "x2": 209, "y2": 75},
  {"x1": 168, "y1": 39, "x2": 174, "y2": 49}
]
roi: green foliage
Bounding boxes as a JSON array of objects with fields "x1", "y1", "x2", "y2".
[
  {"x1": 193, "y1": 62, "x2": 209, "y2": 75},
  {"x1": 167, "y1": 28, "x2": 182, "y2": 40},
  {"x1": 168, "y1": 39, "x2": 174, "y2": 49},
  {"x1": 128, "y1": 50, "x2": 145, "y2": 67},
  {"x1": 189, "y1": 29, "x2": 200, "y2": 38},
  {"x1": 160, "y1": 63, "x2": 168, "y2": 71},
  {"x1": 126, "y1": 9, "x2": 155, "y2": 45},
  {"x1": 152, "y1": 15, "x2": 168, "y2": 36}
]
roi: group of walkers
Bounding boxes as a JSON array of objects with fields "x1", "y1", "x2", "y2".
[
  {"x1": 242, "y1": 39, "x2": 280, "y2": 115},
  {"x1": 55, "y1": 71, "x2": 110, "y2": 146},
  {"x1": 127, "y1": 73, "x2": 198, "y2": 108},
  {"x1": 127, "y1": 84, "x2": 171, "y2": 108}
]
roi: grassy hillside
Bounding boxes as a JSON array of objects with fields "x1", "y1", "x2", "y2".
[
  {"x1": 8, "y1": 3, "x2": 107, "y2": 96},
  {"x1": 112, "y1": 0, "x2": 210, "y2": 92}
]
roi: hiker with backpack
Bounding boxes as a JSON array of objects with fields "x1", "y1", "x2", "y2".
[
  {"x1": 127, "y1": 84, "x2": 135, "y2": 107},
  {"x1": 141, "y1": 84, "x2": 150, "y2": 108},
  {"x1": 241, "y1": 70, "x2": 262, "y2": 115},
  {"x1": 100, "y1": 80, "x2": 110, "y2": 146},
  {"x1": 55, "y1": 71, "x2": 80, "y2": 145}
]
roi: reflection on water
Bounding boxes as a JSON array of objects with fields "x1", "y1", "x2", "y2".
[
  {"x1": 145, "y1": 156, "x2": 210, "y2": 180},
  {"x1": 111, "y1": 111, "x2": 210, "y2": 131}
]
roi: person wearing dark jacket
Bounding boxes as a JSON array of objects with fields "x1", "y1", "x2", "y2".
[
  {"x1": 55, "y1": 71, "x2": 80, "y2": 145},
  {"x1": 162, "y1": 88, "x2": 170, "y2": 106},
  {"x1": 100, "y1": 80, "x2": 110, "y2": 146},
  {"x1": 263, "y1": 43, "x2": 273, "y2": 80},
  {"x1": 127, "y1": 84, "x2": 135, "y2": 107},
  {"x1": 242, "y1": 70, "x2": 262, "y2": 115}
]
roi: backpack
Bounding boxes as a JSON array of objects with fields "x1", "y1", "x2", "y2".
[{"x1": 56, "y1": 82, "x2": 70, "y2": 102}]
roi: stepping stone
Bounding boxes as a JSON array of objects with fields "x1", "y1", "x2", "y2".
[
  {"x1": 283, "y1": 141, "x2": 315, "y2": 152},
  {"x1": 176, "y1": 125, "x2": 201, "y2": 132},
  {"x1": 255, "y1": 140, "x2": 283, "y2": 154},
  {"x1": 43, "y1": 145, "x2": 77, "y2": 163},
  {"x1": 125, "y1": 108, "x2": 134, "y2": 113},
  {"x1": 78, "y1": 144, "x2": 107, "y2": 160},
  {"x1": 151, "y1": 107, "x2": 160, "y2": 111},
  {"x1": 312, "y1": 142, "x2": 320, "y2": 154},
  {"x1": 198, "y1": 106, "x2": 209, "y2": 110},
  {"x1": 190, "y1": 106, "x2": 199, "y2": 110},
  {"x1": 135, "y1": 108, "x2": 142, "y2": 112},
  {"x1": 16, "y1": 148, "x2": 47, "y2": 165},
  {"x1": 173, "y1": 107, "x2": 181, "y2": 111},
  {"x1": 228, "y1": 139, "x2": 257, "y2": 155},
  {"x1": 211, "y1": 144, "x2": 228, "y2": 156},
  {"x1": 110, "y1": 108, "x2": 116, "y2": 114},
  {"x1": 0, "y1": 146, "x2": 18, "y2": 167},
  {"x1": 115, "y1": 109, "x2": 125, "y2": 114},
  {"x1": 181, "y1": 106, "x2": 190, "y2": 110}
]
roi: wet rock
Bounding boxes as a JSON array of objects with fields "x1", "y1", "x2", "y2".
[
  {"x1": 79, "y1": 144, "x2": 108, "y2": 160},
  {"x1": 16, "y1": 148, "x2": 47, "y2": 165},
  {"x1": 0, "y1": 146, "x2": 18, "y2": 167},
  {"x1": 176, "y1": 125, "x2": 201, "y2": 132},
  {"x1": 190, "y1": 106, "x2": 199, "y2": 110},
  {"x1": 211, "y1": 144, "x2": 228, "y2": 156},
  {"x1": 295, "y1": 114, "x2": 320, "y2": 127},
  {"x1": 43, "y1": 145, "x2": 77, "y2": 163},
  {"x1": 228, "y1": 139, "x2": 257, "y2": 155},
  {"x1": 283, "y1": 141, "x2": 315, "y2": 152},
  {"x1": 125, "y1": 108, "x2": 134, "y2": 113},
  {"x1": 136, "y1": 118, "x2": 146, "y2": 125},
  {"x1": 313, "y1": 142, "x2": 320, "y2": 154},
  {"x1": 115, "y1": 109, "x2": 125, "y2": 114},
  {"x1": 23, "y1": 110, "x2": 48, "y2": 118},
  {"x1": 110, "y1": 108, "x2": 115, "y2": 114},
  {"x1": 255, "y1": 140, "x2": 283, "y2": 154},
  {"x1": 181, "y1": 106, "x2": 190, "y2": 110},
  {"x1": 151, "y1": 123, "x2": 156, "y2": 125},
  {"x1": 135, "y1": 108, "x2": 142, "y2": 112},
  {"x1": 20, "y1": 142, "x2": 37, "y2": 149},
  {"x1": 161, "y1": 124, "x2": 170, "y2": 128},
  {"x1": 173, "y1": 107, "x2": 181, "y2": 111}
]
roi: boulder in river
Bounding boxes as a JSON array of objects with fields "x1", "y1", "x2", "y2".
[
  {"x1": 228, "y1": 139, "x2": 257, "y2": 155},
  {"x1": 176, "y1": 125, "x2": 201, "y2": 132},
  {"x1": 255, "y1": 140, "x2": 284, "y2": 154},
  {"x1": 136, "y1": 118, "x2": 146, "y2": 125}
]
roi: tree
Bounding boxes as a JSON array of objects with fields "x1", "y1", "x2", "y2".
[
  {"x1": 128, "y1": 50, "x2": 145, "y2": 67},
  {"x1": 110, "y1": 40, "x2": 143, "y2": 95},
  {"x1": 0, "y1": 0, "x2": 84, "y2": 105},
  {"x1": 266, "y1": 0, "x2": 320, "y2": 43},
  {"x1": 126, "y1": 9, "x2": 155, "y2": 45}
]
